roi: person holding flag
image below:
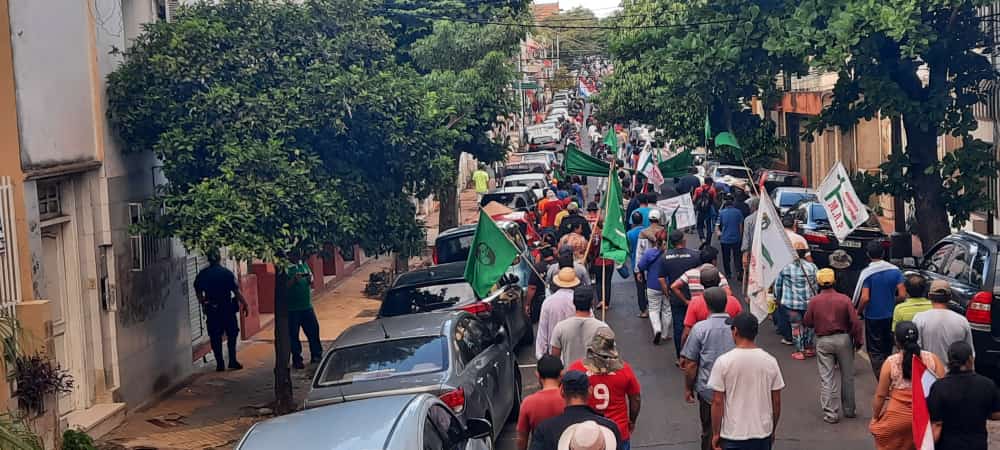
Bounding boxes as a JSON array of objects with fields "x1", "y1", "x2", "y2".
[{"x1": 869, "y1": 321, "x2": 944, "y2": 450}]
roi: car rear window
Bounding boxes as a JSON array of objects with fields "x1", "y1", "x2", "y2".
[
  {"x1": 811, "y1": 204, "x2": 880, "y2": 228},
  {"x1": 716, "y1": 167, "x2": 750, "y2": 178},
  {"x1": 436, "y1": 234, "x2": 473, "y2": 264},
  {"x1": 380, "y1": 282, "x2": 476, "y2": 317},
  {"x1": 779, "y1": 192, "x2": 817, "y2": 207},
  {"x1": 317, "y1": 336, "x2": 447, "y2": 385}
]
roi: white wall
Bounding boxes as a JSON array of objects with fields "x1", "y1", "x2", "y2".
[{"x1": 8, "y1": 1, "x2": 99, "y2": 169}]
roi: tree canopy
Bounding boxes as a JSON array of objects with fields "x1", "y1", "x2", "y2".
[{"x1": 768, "y1": 0, "x2": 999, "y2": 245}]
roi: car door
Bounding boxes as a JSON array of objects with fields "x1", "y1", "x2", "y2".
[
  {"x1": 938, "y1": 240, "x2": 985, "y2": 312},
  {"x1": 919, "y1": 241, "x2": 962, "y2": 309},
  {"x1": 454, "y1": 317, "x2": 496, "y2": 427}
]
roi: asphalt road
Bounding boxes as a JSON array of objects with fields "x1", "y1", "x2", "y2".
[
  {"x1": 496, "y1": 104, "x2": 880, "y2": 449},
  {"x1": 495, "y1": 240, "x2": 879, "y2": 450}
]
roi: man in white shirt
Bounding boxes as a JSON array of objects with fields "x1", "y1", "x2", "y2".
[
  {"x1": 536, "y1": 268, "x2": 581, "y2": 359},
  {"x1": 708, "y1": 313, "x2": 785, "y2": 450},
  {"x1": 913, "y1": 279, "x2": 975, "y2": 364}
]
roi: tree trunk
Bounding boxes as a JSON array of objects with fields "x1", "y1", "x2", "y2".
[
  {"x1": 903, "y1": 117, "x2": 951, "y2": 249},
  {"x1": 273, "y1": 270, "x2": 294, "y2": 414},
  {"x1": 438, "y1": 155, "x2": 462, "y2": 233},
  {"x1": 890, "y1": 116, "x2": 907, "y2": 234}
]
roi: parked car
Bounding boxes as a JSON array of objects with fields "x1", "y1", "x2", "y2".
[
  {"x1": 528, "y1": 133, "x2": 560, "y2": 152},
  {"x1": 907, "y1": 232, "x2": 1000, "y2": 380},
  {"x1": 379, "y1": 260, "x2": 532, "y2": 348},
  {"x1": 502, "y1": 162, "x2": 549, "y2": 178},
  {"x1": 792, "y1": 201, "x2": 888, "y2": 272},
  {"x1": 709, "y1": 164, "x2": 753, "y2": 184},
  {"x1": 502, "y1": 173, "x2": 548, "y2": 200},
  {"x1": 480, "y1": 186, "x2": 539, "y2": 213},
  {"x1": 240, "y1": 393, "x2": 493, "y2": 450},
  {"x1": 492, "y1": 211, "x2": 543, "y2": 251},
  {"x1": 517, "y1": 151, "x2": 560, "y2": 169},
  {"x1": 772, "y1": 187, "x2": 818, "y2": 216},
  {"x1": 755, "y1": 169, "x2": 806, "y2": 194}
]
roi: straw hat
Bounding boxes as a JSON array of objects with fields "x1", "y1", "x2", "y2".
[
  {"x1": 553, "y1": 267, "x2": 581, "y2": 289},
  {"x1": 557, "y1": 420, "x2": 617, "y2": 450}
]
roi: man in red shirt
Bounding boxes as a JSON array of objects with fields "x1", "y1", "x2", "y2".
[
  {"x1": 681, "y1": 267, "x2": 743, "y2": 347},
  {"x1": 542, "y1": 194, "x2": 569, "y2": 230},
  {"x1": 516, "y1": 355, "x2": 566, "y2": 450},
  {"x1": 568, "y1": 327, "x2": 642, "y2": 448},
  {"x1": 692, "y1": 177, "x2": 718, "y2": 245}
]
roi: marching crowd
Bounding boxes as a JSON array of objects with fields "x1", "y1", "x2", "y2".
[{"x1": 502, "y1": 129, "x2": 1000, "y2": 450}]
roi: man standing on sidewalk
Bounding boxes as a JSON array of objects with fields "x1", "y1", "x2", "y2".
[
  {"x1": 803, "y1": 268, "x2": 862, "y2": 424},
  {"x1": 285, "y1": 252, "x2": 323, "y2": 369},
  {"x1": 473, "y1": 164, "x2": 490, "y2": 203},
  {"x1": 517, "y1": 355, "x2": 566, "y2": 450},
  {"x1": 708, "y1": 313, "x2": 785, "y2": 450},
  {"x1": 680, "y1": 287, "x2": 736, "y2": 450},
  {"x1": 194, "y1": 250, "x2": 249, "y2": 372}
]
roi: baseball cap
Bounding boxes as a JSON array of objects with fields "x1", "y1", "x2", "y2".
[
  {"x1": 648, "y1": 209, "x2": 662, "y2": 222},
  {"x1": 928, "y1": 279, "x2": 951, "y2": 302},
  {"x1": 561, "y1": 370, "x2": 590, "y2": 395},
  {"x1": 567, "y1": 202, "x2": 580, "y2": 212},
  {"x1": 726, "y1": 313, "x2": 759, "y2": 340},
  {"x1": 668, "y1": 229, "x2": 685, "y2": 244},
  {"x1": 817, "y1": 268, "x2": 835, "y2": 287}
]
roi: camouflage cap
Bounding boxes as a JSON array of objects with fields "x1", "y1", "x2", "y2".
[{"x1": 583, "y1": 327, "x2": 624, "y2": 374}]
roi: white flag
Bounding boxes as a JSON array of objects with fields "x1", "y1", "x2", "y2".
[
  {"x1": 637, "y1": 143, "x2": 664, "y2": 190},
  {"x1": 818, "y1": 161, "x2": 870, "y2": 241},
  {"x1": 746, "y1": 194, "x2": 797, "y2": 322}
]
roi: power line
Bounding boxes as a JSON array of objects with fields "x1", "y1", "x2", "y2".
[{"x1": 377, "y1": 8, "x2": 744, "y2": 30}]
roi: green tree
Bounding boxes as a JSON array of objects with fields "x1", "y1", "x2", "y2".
[
  {"x1": 535, "y1": 7, "x2": 609, "y2": 69},
  {"x1": 107, "y1": 0, "x2": 452, "y2": 412},
  {"x1": 767, "y1": 0, "x2": 998, "y2": 245},
  {"x1": 598, "y1": 0, "x2": 798, "y2": 166}
]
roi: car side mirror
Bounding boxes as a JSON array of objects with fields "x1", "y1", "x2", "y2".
[{"x1": 464, "y1": 418, "x2": 493, "y2": 440}]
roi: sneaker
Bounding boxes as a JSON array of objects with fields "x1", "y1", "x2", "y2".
[
  {"x1": 293, "y1": 360, "x2": 306, "y2": 370},
  {"x1": 791, "y1": 352, "x2": 806, "y2": 360},
  {"x1": 653, "y1": 332, "x2": 662, "y2": 345},
  {"x1": 823, "y1": 416, "x2": 839, "y2": 424},
  {"x1": 638, "y1": 311, "x2": 649, "y2": 318},
  {"x1": 228, "y1": 361, "x2": 243, "y2": 370},
  {"x1": 781, "y1": 338, "x2": 794, "y2": 346}
]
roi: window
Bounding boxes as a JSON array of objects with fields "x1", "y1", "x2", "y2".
[
  {"x1": 128, "y1": 202, "x2": 170, "y2": 271},
  {"x1": 316, "y1": 336, "x2": 447, "y2": 386},
  {"x1": 922, "y1": 243, "x2": 955, "y2": 275},
  {"x1": 777, "y1": 192, "x2": 817, "y2": 208},
  {"x1": 435, "y1": 234, "x2": 474, "y2": 264},
  {"x1": 380, "y1": 282, "x2": 476, "y2": 317},
  {"x1": 37, "y1": 181, "x2": 61, "y2": 220},
  {"x1": 971, "y1": 245, "x2": 988, "y2": 287},
  {"x1": 455, "y1": 317, "x2": 490, "y2": 365},
  {"x1": 945, "y1": 244, "x2": 971, "y2": 280}
]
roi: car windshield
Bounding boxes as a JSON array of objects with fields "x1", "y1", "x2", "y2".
[
  {"x1": 436, "y1": 234, "x2": 473, "y2": 264},
  {"x1": 317, "y1": 336, "x2": 447, "y2": 385},
  {"x1": 381, "y1": 282, "x2": 476, "y2": 316},
  {"x1": 779, "y1": 192, "x2": 816, "y2": 207}
]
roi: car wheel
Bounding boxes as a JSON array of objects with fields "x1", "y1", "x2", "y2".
[{"x1": 507, "y1": 367, "x2": 522, "y2": 423}]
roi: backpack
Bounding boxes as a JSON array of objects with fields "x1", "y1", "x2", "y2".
[{"x1": 694, "y1": 187, "x2": 713, "y2": 212}]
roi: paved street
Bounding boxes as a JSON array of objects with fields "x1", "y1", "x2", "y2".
[{"x1": 497, "y1": 234, "x2": 880, "y2": 449}]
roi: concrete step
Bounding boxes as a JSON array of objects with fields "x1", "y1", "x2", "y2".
[{"x1": 64, "y1": 402, "x2": 126, "y2": 439}]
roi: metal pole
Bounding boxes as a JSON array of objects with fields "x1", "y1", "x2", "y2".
[
  {"x1": 601, "y1": 262, "x2": 607, "y2": 321},
  {"x1": 518, "y1": 46, "x2": 526, "y2": 146},
  {"x1": 556, "y1": 34, "x2": 560, "y2": 73}
]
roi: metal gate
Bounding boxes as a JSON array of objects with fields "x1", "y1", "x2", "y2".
[
  {"x1": 186, "y1": 253, "x2": 208, "y2": 343},
  {"x1": 0, "y1": 176, "x2": 21, "y2": 316}
]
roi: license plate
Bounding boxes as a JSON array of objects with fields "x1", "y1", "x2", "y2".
[{"x1": 842, "y1": 240, "x2": 862, "y2": 248}]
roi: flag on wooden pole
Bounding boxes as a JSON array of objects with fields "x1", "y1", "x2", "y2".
[{"x1": 746, "y1": 194, "x2": 796, "y2": 322}]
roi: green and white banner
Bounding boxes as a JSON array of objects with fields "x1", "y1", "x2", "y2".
[
  {"x1": 818, "y1": 161, "x2": 870, "y2": 241},
  {"x1": 746, "y1": 194, "x2": 796, "y2": 322}
]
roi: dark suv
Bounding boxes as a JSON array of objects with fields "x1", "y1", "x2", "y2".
[{"x1": 910, "y1": 232, "x2": 1000, "y2": 380}]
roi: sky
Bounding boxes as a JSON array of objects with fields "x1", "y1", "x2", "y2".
[{"x1": 534, "y1": 0, "x2": 621, "y2": 18}]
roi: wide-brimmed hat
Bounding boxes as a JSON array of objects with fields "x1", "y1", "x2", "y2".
[
  {"x1": 557, "y1": 420, "x2": 618, "y2": 450},
  {"x1": 553, "y1": 267, "x2": 582, "y2": 289},
  {"x1": 583, "y1": 327, "x2": 624, "y2": 374},
  {"x1": 829, "y1": 249, "x2": 853, "y2": 269}
]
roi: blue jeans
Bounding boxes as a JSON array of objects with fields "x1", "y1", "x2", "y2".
[
  {"x1": 621, "y1": 440, "x2": 630, "y2": 450},
  {"x1": 671, "y1": 302, "x2": 688, "y2": 357},
  {"x1": 696, "y1": 207, "x2": 716, "y2": 242}
]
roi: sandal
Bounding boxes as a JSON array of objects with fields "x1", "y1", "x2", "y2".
[{"x1": 791, "y1": 352, "x2": 806, "y2": 360}]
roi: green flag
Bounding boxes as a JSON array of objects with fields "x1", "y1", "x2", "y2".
[
  {"x1": 603, "y1": 128, "x2": 619, "y2": 150},
  {"x1": 565, "y1": 145, "x2": 611, "y2": 177},
  {"x1": 600, "y1": 174, "x2": 628, "y2": 264},
  {"x1": 704, "y1": 114, "x2": 712, "y2": 145},
  {"x1": 666, "y1": 208, "x2": 679, "y2": 249},
  {"x1": 464, "y1": 210, "x2": 520, "y2": 298},
  {"x1": 658, "y1": 148, "x2": 694, "y2": 179},
  {"x1": 714, "y1": 131, "x2": 743, "y2": 159}
]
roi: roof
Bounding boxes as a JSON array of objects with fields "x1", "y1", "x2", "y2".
[
  {"x1": 332, "y1": 311, "x2": 459, "y2": 349},
  {"x1": 237, "y1": 394, "x2": 419, "y2": 450},
  {"x1": 393, "y1": 261, "x2": 468, "y2": 287},
  {"x1": 532, "y1": 2, "x2": 559, "y2": 21}
]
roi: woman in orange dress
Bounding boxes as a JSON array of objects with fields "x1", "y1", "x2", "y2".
[{"x1": 869, "y1": 321, "x2": 945, "y2": 449}]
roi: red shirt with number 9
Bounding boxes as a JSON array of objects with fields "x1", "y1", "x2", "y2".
[{"x1": 567, "y1": 359, "x2": 641, "y2": 441}]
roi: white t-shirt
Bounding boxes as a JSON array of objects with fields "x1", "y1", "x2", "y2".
[{"x1": 706, "y1": 347, "x2": 785, "y2": 440}]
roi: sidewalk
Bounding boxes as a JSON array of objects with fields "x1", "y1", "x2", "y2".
[{"x1": 99, "y1": 190, "x2": 480, "y2": 450}]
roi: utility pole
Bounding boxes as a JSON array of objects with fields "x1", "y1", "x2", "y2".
[
  {"x1": 517, "y1": 44, "x2": 526, "y2": 148},
  {"x1": 556, "y1": 34, "x2": 560, "y2": 73}
]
